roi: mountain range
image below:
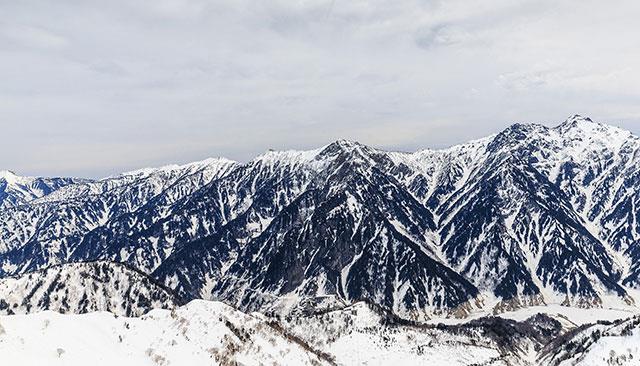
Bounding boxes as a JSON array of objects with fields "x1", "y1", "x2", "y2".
[{"x1": 2, "y1": 115, "x2": 640, "y2": 322}]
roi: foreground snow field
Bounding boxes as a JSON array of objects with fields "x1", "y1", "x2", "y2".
[
  {"x1": 0, "y1": 300, "x2": 332, "y2": 366},
  {"x1": 571, "y1": 329, "x2": 640, "y2": 366},
  {"x1": 1, "y1": 299, "x2": 639, "y2": 366}
]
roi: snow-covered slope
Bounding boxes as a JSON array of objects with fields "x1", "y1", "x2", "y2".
[
  {"x1": 0, "y1": 300, "x2": 333, "y2": 366},
  {"x1": 2, "y1": 115, "x2": 640, "y2": 321},
  {"x1": 0, "y1": 170, "x2": 87, "y2": 209},
  {"x1": 155, "y1": 116, "x2": 640, "y2": 318},
  {"x1": 0, "y1": 261, "x2": 180, "y2": 316},
  {"x1": 0, "y1": 158, "x2": 236, "y2": 274},
  {"x1": 542, "y1": 313, "x2": 640, "y2": 365},
  {"x1": 280, "y1": 300, "x2": 640, "y2": 366},
  {"x1": 280, "y1": 300, "x2": 640, "y2": 365},
  {"x1": 0, "y1": 297, "x2": 635, "y2": 366},
  {"x1": 282, "y1": 302, "x2": 511, "y2": 365}
]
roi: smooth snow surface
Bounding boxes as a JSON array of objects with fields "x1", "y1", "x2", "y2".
[
  {"x1": 0, "y1": 300, "x2": 330, "y2": 366},
  {"x1": 573, "y1": 329, "x2": 640, "y2": 366}
]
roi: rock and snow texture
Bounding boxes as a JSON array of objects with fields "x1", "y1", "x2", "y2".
[
  {"x1": 0, "y1": 170, "x2": 86, "y2": 209},
  {"x1": 0, "y1": 300, "x2": 333, "y2": 366},
  {"x1": 284, "y1": 301, "x2": 640, "y2": 365},
  {"x1": 542, "y1": 313, "x2": 640, "y2": 365},
  {"x1": 0, "y1": 158, "x2": 236, "y2": 273},
  {"x1": 0, "y1": 261, "x2": 180, "y2": 316},
  {"x1": 283, "y1": 302, "x2": 512, "y2": 365},
  {"x1": 2, "y1": 116, "x2": 640, "y2": 319}
]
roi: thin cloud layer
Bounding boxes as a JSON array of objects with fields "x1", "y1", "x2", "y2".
[{"x1": 2, "y1": 0, "x2": 640, "y2": 177}]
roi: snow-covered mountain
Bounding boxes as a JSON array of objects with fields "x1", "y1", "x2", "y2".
[
  {"x1": 0, "y1": 170, "x2": 87, "y2": 209},
  {"x1": 0, "y1": 158, "x2": 236, "y2": 273},
  {"x1": 2, "y1": 115, "x2": 640, "y2": 321},
  {"x1": 0, "y1": 261, "x2": 180, "y2": 316}
]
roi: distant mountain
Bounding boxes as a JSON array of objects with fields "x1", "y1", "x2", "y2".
[
  {"x1": 0, "y1": 170, "x2": 87, "y2": 209},
  {"x1": 0, "y1": 158, "x2": 236, "y2": 272},
  {"x1": 1, "y1": 115, "x2": 640, "y2": 320}
]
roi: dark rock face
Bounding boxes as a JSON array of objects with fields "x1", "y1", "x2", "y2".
[{"x1": 1, "y1": 116, "x2": 640, "y2": 318}]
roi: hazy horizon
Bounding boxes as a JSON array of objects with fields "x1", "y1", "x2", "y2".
[{"x1": 1, "y1": 115, "x2": 635, "y2": 179}]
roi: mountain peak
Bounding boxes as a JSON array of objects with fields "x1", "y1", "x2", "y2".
[
  {"x1": 0, "y1": 170, "x2": 18, "y2": 178},
  {"x1": 554, "y1": 115, "x2": 634, "y2": 147},
  {"x1": 322, "y1": 139, "x2": 363, "y2": 152},
  {"x1": 318, "y1": 139, "x2": 376, "y2": 162},
  {"x1": 326, "y1": 138, "x2": 367, "y2": 150},
  {"x1": 486, "y1": 122, "x2": 547, "y2": 153},
  {"x1": 0, "y1": 170, "x2": 23, "y2": 185},
  {"x1": 555, "y1": 114, "x2": 600, "y2": 132},
  {"x1": 333, "y1": 138, "x2": 360, "y2": 146},
  {"x1": 566, "y1": 114, "x2": 594, "y2": 123}
]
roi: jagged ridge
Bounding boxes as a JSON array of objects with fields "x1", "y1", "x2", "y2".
[{"x1": 1, "y1": 115, "x2": 639, "y2": 320}]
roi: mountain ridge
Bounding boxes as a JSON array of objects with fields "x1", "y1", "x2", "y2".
[
  {"x1": 0, "y1": 260, "x2": 180, "y2": 316},
  {"x1": 1, "y1": 115, "x2": 639, "y2": 321}
]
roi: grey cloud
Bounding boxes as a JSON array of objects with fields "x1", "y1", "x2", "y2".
[
  {"x1": 2, "y1": 0, "x2": 640, "y2": 177},
  {"x1": 415, "y1": 24, "x2": 458, "y2": 49}
]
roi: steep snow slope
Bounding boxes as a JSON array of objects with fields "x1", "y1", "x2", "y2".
[
  {"x1": 0, "y1": 261, "x2": 180, "y2": 316},
  {"x1": 0, "y1": 300, "x2": 333, "y2": 366},
  {"x1": 156, "y1": 140, "x2": 481, "y2": 320},
  {"x1": 435, "y1": 122, "x2": 631, "y2": 310},
  {"x1": 157, "y1": 117, "x2": 640, "y2": 317}
]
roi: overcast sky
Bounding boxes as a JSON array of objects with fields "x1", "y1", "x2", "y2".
[{"x1": 3, "y1": 0, "x2": 640, "y2": 177}]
